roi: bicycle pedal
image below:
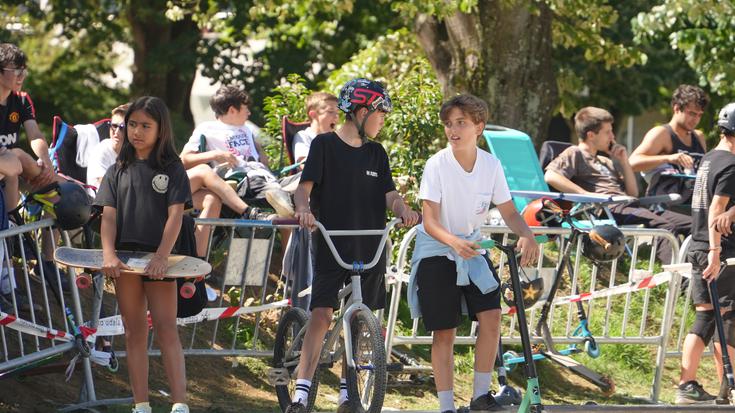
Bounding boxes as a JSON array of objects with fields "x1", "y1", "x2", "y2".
[
  {"x1": 266, "y1": 367, "x2": 290, "y2": 386},
  {"x1": 386, "y1": 362, "x2": 403, "y2": 372}
]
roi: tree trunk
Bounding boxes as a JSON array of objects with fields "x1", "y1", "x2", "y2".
[
  {"x1": 415, "y1": 0, "x2": 557, "y2": 145},
  {"x1": 127, "y1": 0, "x2": 198, "y2": 133}
]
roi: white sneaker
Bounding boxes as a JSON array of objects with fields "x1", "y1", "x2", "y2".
[
  {"x1": 265, "y1": 189, "x2": 294, "y2": 217},
  {"x1": 171, "y1": 403, "x2": 190, "y2": 413}
]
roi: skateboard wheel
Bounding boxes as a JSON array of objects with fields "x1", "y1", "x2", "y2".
[
  {"x1": 76, "y1": 273, "x2": 92, "y2": 289},
  {"x1": 180, "y1": 282, "x2": 196, "y2": 299}
]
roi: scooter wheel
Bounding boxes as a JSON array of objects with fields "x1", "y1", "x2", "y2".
[
  {"x1": 180, "y1": 281, "x2": 196, "y2": 299},
  {"x1": 502, "y1": 351, "x2": 520, "y2": 371},
  {"x1": 584, "y1": 337, "x2": 600, "y2": 358}
]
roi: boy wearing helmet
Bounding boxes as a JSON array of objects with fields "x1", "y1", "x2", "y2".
[
  {"x1": 287, "y1": 78, "x2": 419, "y2": 413},
  {"x1": 409, "y1": 95, "x2": 538, "y2": 413},
  {"x1": 676, "y1": 102, "x2": 735, "y2": 405}
]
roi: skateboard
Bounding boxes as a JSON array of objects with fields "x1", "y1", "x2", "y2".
[{"x1": 54, "y1": 247, "x2": 211, "y2": 298}]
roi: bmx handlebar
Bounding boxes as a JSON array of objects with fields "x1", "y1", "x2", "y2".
[{"x1": 271, "y1": 216, "x2": 420, "y2": 271}]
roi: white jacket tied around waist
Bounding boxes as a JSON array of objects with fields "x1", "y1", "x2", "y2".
[{"x1": 407, "y1": 224, "x2": 499, "y2": 319}]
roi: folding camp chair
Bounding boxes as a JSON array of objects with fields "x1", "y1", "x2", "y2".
[
  {"x1": 276, "y1": 115, "x2": 309, "y2": 177},
  {"x1": 482, "y1": 126, "x2": 618, "y2": 225},
  {"x1": 49, "y1": 116, "x2": 110, "y2": 185}
]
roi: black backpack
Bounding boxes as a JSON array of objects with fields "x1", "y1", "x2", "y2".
[{"x1": 174, "y1": 215, "x2": 207, "y2": 318}]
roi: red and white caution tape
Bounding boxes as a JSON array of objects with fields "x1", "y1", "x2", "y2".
[
  {"x1": 0, "y1": 311, "x2": 78, "y2": 342},
  {"x1": 499, "y1": 264, "x2": 692, "y2": 315},
  {"x1": 95, "y1": 299, "x2": 290, "y2": 336},
  {"x1": 551, "y1": 269, "x2": 681, "y2": 306}
]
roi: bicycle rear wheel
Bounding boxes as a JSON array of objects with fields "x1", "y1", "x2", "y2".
[
  {"x1": 346, "y1": 310, "x2": 386, "y2": 413},
  {"x1": 273, "y1": 307, "x2": 320, "y2": 412}
]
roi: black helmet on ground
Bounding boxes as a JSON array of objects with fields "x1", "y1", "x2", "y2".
[{"x1": 45, "y1": 182, "x2": 92, "y2": 230}]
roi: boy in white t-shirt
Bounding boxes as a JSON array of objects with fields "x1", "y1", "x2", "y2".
[
  {"x1": 180, "y1": 85, "x2": 295, "y2": 219},
  {"x1": 292, "y1": 92, "x2": 340, "y2": 166},
  {"x1": 409, "y1": 95, "x2": 539, "y2": 413}
]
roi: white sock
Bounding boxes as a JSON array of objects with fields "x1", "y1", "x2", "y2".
[
  {"x1": 134, "y1": 402, "x2": 151, "y2": 413},
  {"x1": 438, "y1": 389, "x2": 455, "y2": 412},
  {"x1": 338, "y1": 378, "x2": 349, "y2": 405},
  {"x1": 473, "y1": 371, "x2": 493, "y2": 400},
  {"x1": 292, "y1": 379, "x2": 311, "y2": 404}
]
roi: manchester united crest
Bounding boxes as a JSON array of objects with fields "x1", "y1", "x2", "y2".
[{"x1": 8, "y1": 112, "x2": 19, "y2": 123}]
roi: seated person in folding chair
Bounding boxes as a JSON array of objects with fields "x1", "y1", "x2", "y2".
[
  {"x1": 180, "y1": 85, "x2": 296, "y2": 220},
  {"x1": 0, "y1": 147, "x2": 29, "y2": 310},
  {"x1": 0, "y1": 43, "x2": 84, "y2": 289},
  {"x1": 544, "y1": 106, "x2": 691, "y2": 264},
  {"x1": 0, "y1": 43, "x2": 63, "y2": 192},
  {"x1": 292, "y1": 92, "x2": 340, "y2": 169},
  {"x1": 629, "y1": 84, "x2": 709, "y2": 206}
]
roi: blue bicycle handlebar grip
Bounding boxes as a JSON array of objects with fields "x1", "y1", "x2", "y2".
[{"x1": 534, "y1": 235, "x2": 548, "y2": 243}]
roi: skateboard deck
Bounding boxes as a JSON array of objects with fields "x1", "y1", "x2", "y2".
[{"x1": 54, "y1": 247, "x2": 211, "y2": 278}]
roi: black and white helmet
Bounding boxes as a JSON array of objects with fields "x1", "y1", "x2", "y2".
[{"x1": 718, "y1": 102, "x2": 735, "y2": 135}]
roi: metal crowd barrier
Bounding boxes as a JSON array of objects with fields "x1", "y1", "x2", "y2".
[
  {"x1": 383, "y1": 225, "x2": 684, "y2": 403},
  {"x1": 0, "y1": 217, "x2": 694, "y2": 409},
  {"x1": 0, "y1": 217, "x2": 291, "y2": 411}
]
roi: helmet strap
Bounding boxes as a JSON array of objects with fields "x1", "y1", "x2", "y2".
[{"x1": 357, "y1": 108, "x2": 376, "y2": 143}]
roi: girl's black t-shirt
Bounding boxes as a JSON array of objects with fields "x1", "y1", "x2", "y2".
[
  {"x1": 300, "y1": 132, "x2": 395, "y2": 271},
  {"x1": 95, "y1": 159, "x2": 192, "y2": 249}
]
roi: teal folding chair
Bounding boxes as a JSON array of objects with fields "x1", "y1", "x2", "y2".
[
  {"x1": 482, "y1": 125, "x2": 547, "y2": 213},
  {"x1": 482, "y1": 124, "x2": 619, "y2": 227}
]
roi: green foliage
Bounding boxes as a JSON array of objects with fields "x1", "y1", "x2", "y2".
[
  {"x1": 260, "y1": 74, "x2": 316, "y2": 170},
  {"x1": 555, "y1": 0, "x2": 698, "y2": 119},
  {"x1": 0, "y1": 4, "x2": 127, "y2": 133},
  {"x1": 634, "y1": 0, "x2": 735, "y2": 96},
  {"x1": 186, "y1": 0, "x2": 402, "y2": 124}
]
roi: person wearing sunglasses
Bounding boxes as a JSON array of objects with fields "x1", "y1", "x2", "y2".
[
  {"x1": 87, "y1": 103, "x2": 130, "y2": 190},
  {"x1": 0, "y1": 43, "x2": 58, "y2": 190}
]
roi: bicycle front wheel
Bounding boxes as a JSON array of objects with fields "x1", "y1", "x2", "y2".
[
  {"x1": 346, "y1": 310, "x2": 386, "y2": 413},
  {"x1": 273, "y1": 307, "x2": 320, "y2": 412}
]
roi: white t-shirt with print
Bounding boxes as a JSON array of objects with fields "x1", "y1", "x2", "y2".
[
  {"x1": 419, "y1": 147, "x2": 512, "y2": 236},
  {"x1": 292, "y1": 127, "x2": 317, "y2": 161},
  {"x1": 183, "y1": 120, "x2": 259, "y2": 167},
  {"x1": 86, "y1": 139, "x2": 118, "y2": 195}
]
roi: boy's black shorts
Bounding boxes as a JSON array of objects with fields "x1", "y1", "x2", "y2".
[
  {"x1": 309, "y1": 268, "x2": 386, "y2": 311},
  {"x1": 415, "y1": 254, "x2": 501, "y2": 331},
  {"x1": 688, "y1": 250, "x2": 735, "y2": 309}
]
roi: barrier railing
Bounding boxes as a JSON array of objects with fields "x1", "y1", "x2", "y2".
[
  {"x1": 0, "y1": 217, "x2": 692, "y2": 408},
  {"x1": 384, "y1": 225, "x2": 683, "y2": 402},
  {"x1": 0, "y1": 218, "x2": 291, "y2": 411}
]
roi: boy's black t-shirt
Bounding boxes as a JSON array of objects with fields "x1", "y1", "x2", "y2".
[
  {"x1": 690, "y1": 149, "x2": 735, "y2": 253},
  {"x1": 95, "y1": 159, "x2": 192, "y2": 249},
  {"x1": 300, "y1": 132, "x2": 396, "y2": 272},
  {"x1": 0, "y1": 91, "x2": 35, "y2": 149}
]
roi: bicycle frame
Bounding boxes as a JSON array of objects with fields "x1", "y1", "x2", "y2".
[{"x1": 274, "y1": 217, "x2": 402, "y2": 370}]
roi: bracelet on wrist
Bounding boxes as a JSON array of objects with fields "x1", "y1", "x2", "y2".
[{"x1": 709, "y1": 246, "x2": 722, "y2": 252}]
